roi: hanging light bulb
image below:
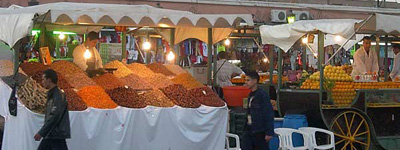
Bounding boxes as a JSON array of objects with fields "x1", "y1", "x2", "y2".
[
  {"x1": 335, "y1": 35, "x2": 342, "y2": 42},
  {"x1": 143, "y1": 41, "x2": 151, "y2": 50},
  {"x1": 302, "y1": 37, "x2": 308, "y2": 44},
  {"x1": 224, "y1": 39, "x2": 231, "y2": 46},
  {"x1": 263, "y1": 58, "x2": 269, "y2": 63},
  {"x1": 59, "y1": 32, "x2": 65, "y2": 40},
  {"x1": 167, "y1": 51, "x2": 175, "y2": 61},
  {"x1": 84, "y1": 48, "x2": 92, "y2": 59}
]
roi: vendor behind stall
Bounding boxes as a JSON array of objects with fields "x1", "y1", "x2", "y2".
[
  {"x1": 73, "y1": 32, "x2": 104, "y2": 77},
  {"x1": 216, "y1": 51, "x2": 244, "y2": 87},
  {"x1": 352, "y1": 36, "x2": 379, "y2": 75},
  {"x1": 390, "y1": 44, "x2": 400, "y2": 80}
]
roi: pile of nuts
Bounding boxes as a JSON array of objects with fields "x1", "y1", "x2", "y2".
[
  {"x1": 18, "y1": 78, "x2": 47, "y2": 114},
  {"x1": 188, "y1": 87, "x2": 225, "y2": 107},
  {"x1": 104, "y1": 60, "x2": 133, "y2": 78},
  {"x1": 63, "y1": 73, "x2": 96, "y2": 90},
  {"x1": 160, "y1": 84, "x2": 201, "y2": 108},
  {"x1": 144, "y1": 73, "x2": 174, "y2": 89},
  {"x1": 77, "y1": 86, "x2": 117, "y2": 109},
  {"x1": 164, "y1": 64, "x2": 187, "y2": 75},
  {"x1": 51, "y1": 60, "x2": 83, "y2": 75},
  {"x1": 20, "y1": 62, "x2": 49, "y2": 76},
  {"x1": 140, "y1": 90, "x2": 174, "y2": 107},
  {"x1": 171, "y1": 73, "x2": 204, "y2": 89},
  {"x1": 120, "y1": 74, "x2": 153, "y2": 90},
  {"x1": 31, "y1": 71, "x2": 73, "y2": 90},
  {"x1": 146, "y1": 63, "x2": 176, "y2": 76},
  {"x1": 0, "y1": 60, "x2": 14, "y2": 77},
  {"x1": 63, "y1": 89, "x2": 88, "y2": 111},
  {"x1": 126, "y1": 63, "x2": 155, "y2": 78},
  {"x1": 92, "y1": 73, "x2": 125, "y2": 90},
  {"x1": 106, "y1": 87, "x2": 147, "y2": 108}
]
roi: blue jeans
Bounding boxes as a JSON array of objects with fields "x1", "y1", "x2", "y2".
[{"x1": 241, "y1": 125, "x2": 269, "y2": 150}]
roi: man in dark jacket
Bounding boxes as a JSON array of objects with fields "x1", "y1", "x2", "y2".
[
  {"x1": 241, "y1": 71, "x2": 274, "y2": 150},
  {"x1": 34, "y1": 69, "x2": 70, "y2": 150}
]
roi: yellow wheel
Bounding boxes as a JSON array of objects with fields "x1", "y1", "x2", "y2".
[{"x1": 329, "y1": 111, "x2": 370, "y2": 150}]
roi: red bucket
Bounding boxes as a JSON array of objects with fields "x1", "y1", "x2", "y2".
[{"x1": 222, "y1": 86, "x2": 251, "y2": 107}]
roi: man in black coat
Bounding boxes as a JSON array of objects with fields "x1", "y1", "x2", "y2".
[
  {"x1": 241, "y1": 71, "x2": 274, "y2": 150},
  {"x1": 34, "y1": 69, "x2": 70, "y2": 150}
]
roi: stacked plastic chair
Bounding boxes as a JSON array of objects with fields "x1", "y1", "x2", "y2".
[
  {"x1": 299, "y1": 127, "x2": 335, "y2": 150},
  {"x1": 226, "y1": 133, "x2": 241, "y2": 150},
  {"x1": 275, "y1": 128, "x2": 310, "y2": 150}
]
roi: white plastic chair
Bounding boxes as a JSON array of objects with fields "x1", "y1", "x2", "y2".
[
  {"x1": 226, "y1": 133, "x2": 241, "y2": 150},
  {"x1": 299, "y1": 127, "x2": 335, "y2": 150},
  {"x1": 275, "y1": 128, "x2": 310, "y2": 150}
]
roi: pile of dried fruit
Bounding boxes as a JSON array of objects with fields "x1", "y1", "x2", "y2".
[
  {"x1": 126, "y1": 63, "x2": 155, "y2": 78},
  {"x1": 104, "y1": 60, "x2": 133, "y2": 78},
  {"x1": 0, "y1": 60, "x2": 14, "y2": 77},
  {"x1": 77, "y1": 86, "x2": 117, "y2": 109},
  {"x1": 144, "y1": 73, "x2": 174, "y2": 89},
  {"x1": 160, "y1": 84, "x2": 201, "y2": 108},
  {"x1": 106, "y1": 87, "x2": 147, "y2": 108},
  {"x1": 31, "y1": 71, "x2": 73, "y2": 90},
  {"x1": 171, "y1": 73, "x2": 204, "y2": 89},
  {"x1": 146, "y1": 63, "x2": 175, "y2": 76},
  {"x1": 92, "y1": 73, "x2": 125, "y2": 90},
  {"x1": 164, "y1": 64, "x2": 187, "y2": 75},
  {"x1": 63, "y1": 73, "x2": 96, "y2": 90},
  {"x1": 51, "y1": 60, "x2": 83, "y2": 75},
  {"x1": 140, "y1": 90, "x2": 174, "y2": 107},
  {"x1": 18, "y1": 78, "x2": 47, "y2": 114},
  {"x1": 188, "y1": 87, "x2": 225, "y2": 107},
  {"x1": 20, "y1": 62, "x2": 49, "y2": 76},
  {"x1": 63, "y1": 89, "x2": 88, "y2": 111},
  {"x1": 120, "y1": 74, "x2": 153, "y2": 90}
]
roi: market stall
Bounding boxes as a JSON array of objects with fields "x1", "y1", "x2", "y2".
[
  {"x1": 260, "y1": 14, "x2": 400, "y2": 150},
  {"x1": 0, "y1": 2, "x2": 254, "y2": 150}
]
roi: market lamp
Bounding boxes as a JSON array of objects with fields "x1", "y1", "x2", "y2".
[
  {"x1": 142, "y1": 41, "x2": 151, "y2": 50},
  {"x1": 59, "y1": 32, "x2": 65, "y2": 40},
  {"x1": 302, "y1": 37, "x2": 308, "y2": 44},
  {"x1": 263, "y1": 57, "x2": 269, "y2": 63},
  {"x1": 287, "y1": 10, "x2": 296, "y2": 24},
  {"x1": 84, "y1": 48, "x2": 92, "y2": 59},
  {"x1": 224, "y1": 39, "x2": 231, "y2": 46},
  {"x1": 167, "y1": 51, "x2": 175, "y2": 61}
]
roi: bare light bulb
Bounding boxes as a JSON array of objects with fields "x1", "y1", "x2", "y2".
[
  {"x1": 167, "y1": 51, "x2": 175, "y2": 61},
  {"x1": 84, "y1": 48, "x2": 92, "y2": 59},
  {"x1": 335, "y1": 35, "x2": 342, "y2": 42},
  {"x1": 263, "y1": 58, "x2": 269, "y2": 63},
  {"x1": 302, "y1": 37, "x2": 308, "y2": 44},
  {"x1": 143, "y1": 41, "x2": 151, "y2": 50},
  {"x1": 59, "y1": 33, "x2": 65, "y2": 40},
  {"x1": 224, "y1": 39, "x2": 231, "y2": 46}
]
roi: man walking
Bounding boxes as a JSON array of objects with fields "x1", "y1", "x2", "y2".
[
  {"x1": 34, "y1": 69, "x2": 70, "y2": 150},
  {"x1": 242, "y1": 71, "x2": 274, "y2": 150}
]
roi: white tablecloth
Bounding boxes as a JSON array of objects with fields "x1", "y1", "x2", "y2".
[{"x1": 0, "y1": 80, "x2": 228, "y2": 150}]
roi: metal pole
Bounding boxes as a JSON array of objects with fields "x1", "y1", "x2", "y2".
[
  {"x1": 121, "y1": 31, "x2": 127, "y2": 61},
  {"x1": 170, "y1": 28, "x2": 176, "y2": 65},
  {"x1": 325, "y1": 14, "x2": 375, "y2": 65},
  {"x1": 278, "y1": 48, "x2": 282, "y2": 90},
  {"x1": 302, "y1": 44, "x2": 307, "y2": 70},
  {"x1": 269, "y1": 45, "x2": 274, "y2": 90},
  {"x1": 318, "y1": 31, "x2": 324, "y2": 102},
  {"x1": 385, "y1": 35, "x2": 389, "y2": 81},
  {"x1": 207, "y1": 28, "x2": 213, "y2": 85}
]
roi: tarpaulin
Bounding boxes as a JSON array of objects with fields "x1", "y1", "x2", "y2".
[{"x1": 0, "y1": 80, "x2": 228, "y2": 150}]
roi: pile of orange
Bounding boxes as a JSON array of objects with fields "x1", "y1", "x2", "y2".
[
  {"x1": 300, "y1": 79, "x2": 320, "y2": 90},
  {"x1": 331, "y1": 82, "x2": 356, "y2": 106},
  {"x1": 353, "y1": 82, "x2": 400, "y2": 89}
]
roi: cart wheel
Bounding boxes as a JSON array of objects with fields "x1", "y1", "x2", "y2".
[{"x1": 329, "y1": 111, "x2": 370, "y2": 150}]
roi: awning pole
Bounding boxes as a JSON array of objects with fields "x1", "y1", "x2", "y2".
[
  {"x1": 269, "y1": 45, "x2": 274, "y2": 91},
  {"x1": 318, "y1": 31, "x2": 325, "y2": 103},
  {"x1": 302, "y1": 44, "x2": 307, "y2": 70},
  {"x1": 325, "y1": 14, "x2": 375, "y2": 65},
  {"x1": 384, "y1": 35, "x2": 389, "y2": 81},
  {"x1": 278, "y1": 48, "x2": 282, "y2": 90},
  {"x1": 207, "y1": 28, "x2": 213, "y2": 86},
  {"x1": 170, "y1": 28, "x2": 177, "y2": 65},
  {"x1": 121, "y1": 30, "x2": 127, "y2": 61}
]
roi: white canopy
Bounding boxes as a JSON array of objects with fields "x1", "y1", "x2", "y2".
[
  {"x1": 260, "y1": 19, "x2": 361, "y2": 52},
  {"x1": 357, "y1": 13, "x2": 400, "y2": 35},
  {"x1": 0, "y1": 2, "x2": 254, "y2": 47}
]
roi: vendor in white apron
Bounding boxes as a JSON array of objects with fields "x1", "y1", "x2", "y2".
[
  {"x1": 73, "y1": 32, "x2": 104, "y2": 77},
  {"x1": 352, "y1": 36, "x2": 379, "y2": 75},
  {"x1": 390, "y1": 44, "x2": 400, "y2": 80}
]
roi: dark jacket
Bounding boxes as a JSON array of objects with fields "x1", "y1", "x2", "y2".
[
  {"x1": 246, "y1": 88, "x2": 274, "y2": 136},
  {"x1": 38, "y1": 87, "x2": 71, "y2": 139}
]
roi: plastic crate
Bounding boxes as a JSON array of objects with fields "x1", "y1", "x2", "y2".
[{"x1": 282, "y1": 114, "x2": 308, "y2": 147}]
